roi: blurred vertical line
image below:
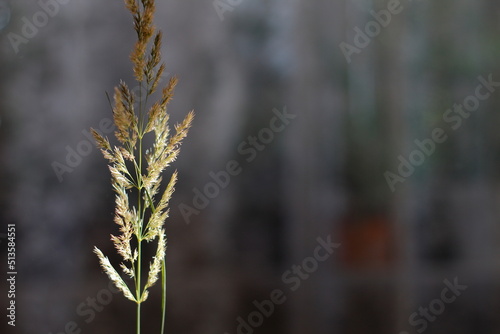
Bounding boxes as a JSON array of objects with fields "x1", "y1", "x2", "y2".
[
  {"x1": 283, "y1": 0, "x2": 348, "y2": 333},
  {"x1": 451, "y1": 0, "x2": 497, "y2": 293},
  {"x1": 387, "y1": 6, "x2": 414, "y2": 334},
  {"x1": 283, "y1": 0, "x2": 320, "y2": 329},
  {"x1": 391, "y1": 1, "x2": 432, "y2": 332},
  {"x1": 346, "y1": 0, "x2": 376, "y2": 126}
]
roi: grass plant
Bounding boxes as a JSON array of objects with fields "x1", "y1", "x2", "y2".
[{"x1": 92, "y1": 1, "x2": 193, "y2": 333}]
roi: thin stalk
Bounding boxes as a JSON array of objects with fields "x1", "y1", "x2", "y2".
[
  {"x1": 136, "y1": 238, "x2": 142, "y2": 334},
  {"x1": 138, "y1": 79, "x2": 144, "y2": 131},
  {"x1": 160, "y1": 258, "x2": 166, "y2": 334},
  {"x1": 137, "y1": 303, "x2": 141, "y2": 334},
  {"x1": 136, "y1": 135, "x2": 144, "y2": 334}
]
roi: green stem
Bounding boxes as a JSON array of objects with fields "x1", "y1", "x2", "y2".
[
  {"x1": 160, "y1": 258, "x2": 166, "y2": 334},
  {"x1": 137, "y1": 299, "x2": 141, "y2": 334},
  {"x1": 136, "y1": 236, "x2": 142, "y2": 334},
  {"x1": 136, "y1": 132, "x2": 144, "y2": 334}
]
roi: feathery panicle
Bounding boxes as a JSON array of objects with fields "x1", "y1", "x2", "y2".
[
  {"x1": 125, "y1": 0, "x2": 138, "y2": 14},
  {"x1": 129, "y1": 0, "x2": 156, "y2": 82},
  {"x1": 150, "y1": 63, "x2": 165, "y2": 95},
  {"x1": 119, "y1": 145, "x2": 135, "y2": 161},
  {"x1": 145, "y1": 231, "x2": 166, "y2": 290},
  {"x1": 146, "y1": 174, "x2": 162, "y2": 202},
  {"x1": 143, "y1": 209, "x2": 169, "y2": 241},
  {"x1": 111, "y1": 232, "x2": 133, "y2": 261},
  {"x1": 144, "y1": 101, "x2": 163, "y2": 134},
  {"x1": 171, "y1": 110, "x2": 195, "y2": 147},
  {"x1": 131, "y1": 41, "x2": 147, "y2": 82},
  {"x1": 113, "y1": 184, "x2": 131, "y2": 223},
  {"x1": 91, "y1": 129, "x2": 113, "y2": 159},
  {"x1": 121, "y1": 263, "x2": 135, "y2": 278},
  {"x1": 94, "y1": 0, "x2": 193, "y2": 330},
  {"x1": 158, "y1": 76, "x2": 178, "y2": 119},
  {"x1": 139, "y1": 290, "x2": 149, "y2": 304},
  {"x1": 159, "y1": 171, "x2": 177, "y2": 210},
  {"x1": 145, "y1": 76, "x2": 177, "y2": 134},
  {"x1": 142, "y1": 172, "x2": 177, "y2": 241},
  {"x1": 113, "y1": 82, "x2": 138, "y2": 146},
  {"x1": 145, "y1": 32, "x2": 163, "y2": 93},
  {"x1": 109, "y1": 166, "x2": 132, "y2": 188},
  {"x1": 144, "y1": 110, "x2": 193, "y2": 188},
  {"x1": 94, "y1": 247, "x2": 137, "y2": 302}
]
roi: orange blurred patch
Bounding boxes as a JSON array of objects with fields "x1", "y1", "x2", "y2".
[{"x1": 339, "y1": 215, "x2": 395, "y2": 269}]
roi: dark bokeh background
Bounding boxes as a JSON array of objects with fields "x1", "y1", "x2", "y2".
[{"x1": 2, "y1": 0, "x2": 500, "y2": 333}]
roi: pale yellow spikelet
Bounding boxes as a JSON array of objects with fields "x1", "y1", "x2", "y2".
[
  {"x1": 131, "y1": 41, "x2": 147, "y2": 82},
  {"x1": 143, "y1": 111, "x2": 192, "y2": 190},
  {"x1": 172, "y1": 110, "x2": 195, "y2": 145},
  {"x1": 113, "y1": 184, "x2": 131, "y2": 223},
  {"x1": 112, "y1": 82, "x2": 138, "y2": 145},
  {"x1": 160, "y1": 110, "x2": 194, "y2": 165},
  {"x1": 120, "y1": 263, "x2": 135, "y2": 278},
  {"x1": 94, "y1": 247, "x2": 137, "y2": 302},
  {"x1": 147, "y1": 174, "x2": 162, "y2": 200},
  {"x1": 119, "y1": 146, "x2": 134, "y2": 161},
  {"x1": 144, "y1": 231, "x2": 166, "y2": 290},
  {"x1": 143, "y1": 216, "x2": 161, "y2": 241},
  {"x1": 112, "y1": 149, "x2": 135, "y2": 189},
  {"x1": 150, "y1": 111, "x2": 194, "y2": 176},
  {"x1": 109, "y1": 166, "x2": 132, "y2": 188},
  {"x1": 145, "y1": 103, "x2": 159, "y2": 134},
  {"x1": 142, "y1": 0, "x2": 155, "y2": 39},
  {"x1": 149, "y1": 63, "x2": 165, "y2": 95},
  {"x1": 157, "y1": 171, "x2": 177, "y2": 212},
  {"x1": 112, "y1": 86, "x2": 129, "y2": 144},
  {"x1": 143, "y1": 197, "x2": 170, "y2": 240},
  {"x1": 129, "y1": 0, "x2": 155, "y2": 83},
  {"x1": 113, "y1": 147, "x2": 129, "y2": 173},
  {"x1": 140, "y1": 172, "x2": 177, "y2": 239},
  {"x1": 144, "y1": 77, "x2": 177, "y2": 138},
  {"x1": 145, "y1": 209, "x2": 169, "y2": 242},
  {"x1": 130, "y1": 206, "x2": 141, "y2": 238},
  {"x1": 111, "y1": 222, "x2": 133, "y2": 261},
  {"x1": 145, "y1": 32, "x2": 162, "y2": 90},
  {"x1": 139, "y1": 290, "x2": 149, "y2": 303},
  {"x1": 91, "y1": 129, "x2": 113, "y2": 161},
  {"x1": 125, "y1": 0, "x2": 138, "y2": 14},
  {"x1": 160, "y1": 76, "x2": 178, "y2": 108}
]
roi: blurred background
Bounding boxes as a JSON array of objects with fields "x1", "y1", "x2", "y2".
[{"x1": 1, "y1": 0, "x2": 500, "y2": 333}]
